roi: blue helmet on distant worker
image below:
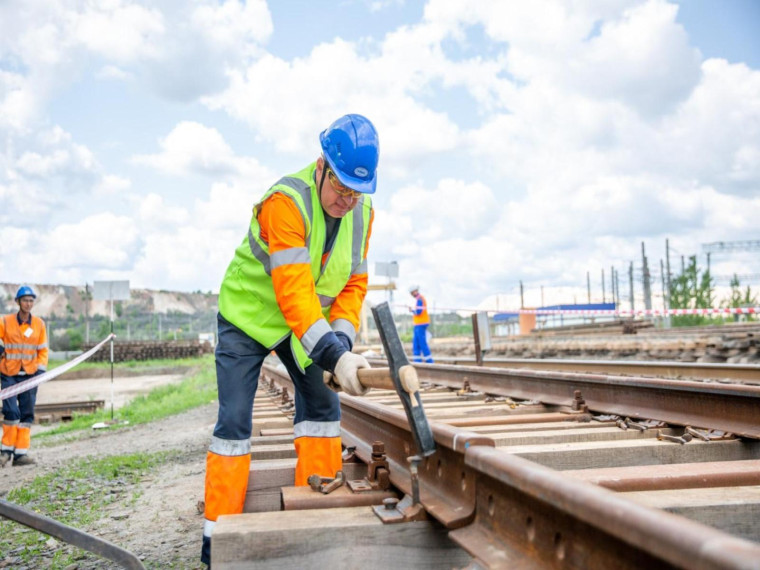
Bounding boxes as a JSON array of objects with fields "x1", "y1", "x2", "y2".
[
  {"x1": 320, "y1": 114, "x2": 379, "y2": 194},
  {"x1": 15, "y1": 286, "x2": 36, "y2": 300}
]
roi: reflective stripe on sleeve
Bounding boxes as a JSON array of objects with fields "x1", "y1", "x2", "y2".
[
  {"x1": 208, "y1": 436, "x2": 251, "y2": 456},
  {"x1": 293, "y1": 420, "x2": 341, "y2": 439},
  {"x1": 270, "y1": 247, "x2": 310, "y2": 270},
  {"x1": 331, "y1": 319, "x2": 355, "y2": 345},
  {"x1": 300, "y1": 319, "x2": 332, "y2": 354},
  {"x1": 317, "y1": 294, "x2": 335, "y2": 307}
]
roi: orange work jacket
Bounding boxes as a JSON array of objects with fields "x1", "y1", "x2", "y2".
[
  {"x1": 412, "y1": 294, "x2": 430, "y2": 326},
  {"x1": 0, "y1": 313, "x2": 49, "y2": 376}
]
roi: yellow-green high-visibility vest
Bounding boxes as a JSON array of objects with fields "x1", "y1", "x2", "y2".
[{"x1": 218, "y1": 162, "x2": 372, "y2": 369}]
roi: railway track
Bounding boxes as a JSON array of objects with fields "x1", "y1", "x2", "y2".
[
  {"x1": 211, "y1": 359, "x2": 760, "y2": 569},
  {"x1": 410, "y1": 357, "x2": 760, "y2": 384},
  {"x1": 35, "y1": 400, "x2": 105, "y2": 423}
]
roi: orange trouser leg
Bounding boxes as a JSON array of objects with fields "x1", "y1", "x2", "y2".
[
  {"x1": 203, "y1": 451, "x2": 251, "y2": 521},
  {"x1": 14, "y1": 425, "x2": 31, "y2": 456},
  {"x1": 1, "y1": 423, "x2": 17, "y2": 454},
  {"x1": 293, "y1": 436, "x2": 343, "y2": 486}
]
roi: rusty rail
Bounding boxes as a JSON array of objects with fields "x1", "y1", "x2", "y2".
[
  {"x1": 368, "y1": 361, "x2": 760, "y2": 439},
  {"x1": 426, "y1": 357, "x2": 760, "y2": 383}
]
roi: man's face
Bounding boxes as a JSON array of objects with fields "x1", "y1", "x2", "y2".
[
  {"x1": 17, "y1": 296, "x2": 34, "y2": 311},
  {"x1": 318, "y1": 158, "x2": 361, "y2": 218}
]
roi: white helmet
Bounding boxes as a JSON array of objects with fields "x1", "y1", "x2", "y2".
[{"x1": 409, "y1": 285, "x2": 419, "y2": 294}]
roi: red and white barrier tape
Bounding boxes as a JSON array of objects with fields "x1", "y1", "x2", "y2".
[
  {"x1": 0, "y1": 334, "x2": 114, "y2": 402},
  {"x1": 392, "y1": 303, "x2": 760, "y2": 317},
  {"x1": 515, "y1": 307, "x2": 760, "y2": 316}
]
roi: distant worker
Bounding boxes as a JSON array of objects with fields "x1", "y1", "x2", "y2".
[
  {"x1": 0, "y1": 286, "x2": 48, "y2": 467},
  {"x1": 201, "y1": 114, "x2": 379, "y2": 566},
  {"x1": 409, "y1": 285, "x2": 433, "y2": 363}
]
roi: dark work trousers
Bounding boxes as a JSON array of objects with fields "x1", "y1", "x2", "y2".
[
  {"x1": 1, "y1": 372, "x2": 38, "y2": 423},
  {"x1": 412, "y1": 324, "x2": 433, "y2": 363},
  {"x1": 212, "y1": 313, "x2": 341, "y2": 441}
]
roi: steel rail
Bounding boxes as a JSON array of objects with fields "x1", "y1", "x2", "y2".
[
  {"x1": 454, "y1": 446, "x2": 760, "y2": 569},
  {"x1": 0, "y1": 499, "x2": 145, "y2": 569},
  {"x1": 367, "y1": 361, "x2": 760, "y2": 439},
  {"x1": 36, "y1": 400, "x2": 105, "y2": 417},
  {"x1": 426, "y1": 357, "x2": 760, "y2": 383},
  {"x1": 261, "y1": 363, "x2": 760, "y2": 568}
]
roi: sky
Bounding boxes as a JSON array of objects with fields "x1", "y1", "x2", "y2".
[{"x1": 1, "y1": 0, "x2": 759, "y2": 314}]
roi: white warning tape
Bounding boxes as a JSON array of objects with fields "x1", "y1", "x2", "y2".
[{"x1": 0, "y1": 334, "x2": 114, "y2": 402}]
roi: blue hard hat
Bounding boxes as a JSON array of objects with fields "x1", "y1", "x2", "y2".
[
  {"x1": 320, "y1": 114, "x2": 379, "y2": 194},
  {"x1": 15, "y1": 285, "x2": 36, "y2": 300}
]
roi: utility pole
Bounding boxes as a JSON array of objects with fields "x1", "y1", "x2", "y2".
[
  {"x1": 519, "y1": 281, "x2": 524, "y2": 309},
  {"x1": 610, "y1": 266, "x2": 616, "y2": 306},
  {"x1": 601, "y1": 269, "x2": 605, "y2": 303},
  {"x1": 665, "y1": 239, "x2": 672, "y2": 328},
  {"x1": 84, "y1": 283, "x2": 90, "y2": 344},
  {"x1": 586, "y1": 271, "x2": 591, "y2": 304},
  {"x1": 642, "y1": 241, "x2": 652, "y2": 311},
  {"x1": 629, "y1": 261, "x2": 634, "y2": 313},
  {"x1": 660, "y1": 259, "x2": 668, "y2": 325}
]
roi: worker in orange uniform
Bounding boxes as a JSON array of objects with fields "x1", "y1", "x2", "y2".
[
  {"x1": 0, "y1": 286, "x2": 48, "y2": 467},
  {"x1": 201, "y1": 114, "x2": 379, "y2": 566},
  {"x1": 409, "y1": 285, "x2": 434, "y2": 363}
]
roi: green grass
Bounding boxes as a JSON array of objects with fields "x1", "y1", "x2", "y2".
[
  {"x1": 47, "y1": 355, "x2": 207, "y2": 372},
  {"x1": 0, "y1": 357, "x2": 216, "y2": 567},
  {"x1": 0, "y1": 452, "x2": 174, "y2": 568},
  {"x1": 39, "y1": 355, "x2": 217, "y2": 439}
]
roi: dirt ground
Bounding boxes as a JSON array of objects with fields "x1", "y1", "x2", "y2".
[{"x1": 0, "y1": 372, "x2": 218, "y2": 569}]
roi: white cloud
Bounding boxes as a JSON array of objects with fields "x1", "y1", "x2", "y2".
[
  {"x1": 131, "y1": 226, "x2": 237, "y2": 291},
  {"x1": 132, "y1": 121, "x2": 272, "y2": 180},
  {"x1": 73, "y1": 2, "x2": 165, "y2": 63},
  {"x1": 3, "y1": 213, "x2": 140, "y2": 286},
  {"x1": 95, "y1": 174, "x2": 131, "y2": 195},
  {"x1": 203, "y1": 38, "x2": 461, "y2": 165},
  {"x1": 191, "y1": 0, "x2": 272, "y2": 53},
  {"x1": 136, "y1": 193, "x2": 189, "y2": 225}
]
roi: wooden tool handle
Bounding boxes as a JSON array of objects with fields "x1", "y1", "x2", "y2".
[{"x1": 357, "y1": 365, "x2": 420, "y2": 396}]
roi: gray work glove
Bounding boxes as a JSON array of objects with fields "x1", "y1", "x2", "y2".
[{"x1": 327, "y1": 352, "x2": 371, "y2": 396}]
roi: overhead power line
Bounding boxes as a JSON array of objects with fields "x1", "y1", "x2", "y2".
[{"x1": 702, "y1": 240, "x2": 760, "y2": 254}]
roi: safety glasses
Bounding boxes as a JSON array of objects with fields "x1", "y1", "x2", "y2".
[{"x1": 326, "y1": 167, "x2": 361, "y2": 199}]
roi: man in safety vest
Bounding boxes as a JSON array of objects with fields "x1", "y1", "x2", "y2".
[
  {"x1": 409, "y1": 285, "x2": 434, "y2": 363},
  {"x1": 201, "y1": 114, "x2": 379, "y2": 566},
  {"x1": 0, "y1": 285, "x2": 48, "y2": 467}
]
